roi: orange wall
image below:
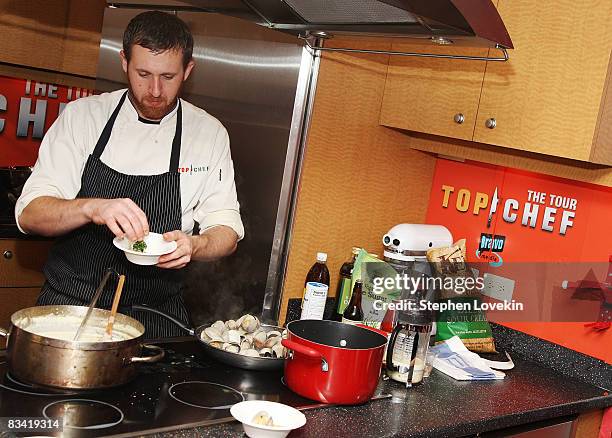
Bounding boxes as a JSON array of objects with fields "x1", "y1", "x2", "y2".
[
  {"x1": 502, "y1": 322, "x2": 611, "y2": 363},
  {"x1": 426, "y1": 158, "x2": 612, "y2": 363}
]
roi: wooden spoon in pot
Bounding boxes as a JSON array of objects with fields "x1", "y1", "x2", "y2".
[{"x1": 105, "y1": 274, "x2": 126, "y2": 339}]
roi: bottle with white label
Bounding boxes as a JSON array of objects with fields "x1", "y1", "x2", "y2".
[{"x1": 300, "y1": 252, "x2": 330, "y2": 320}]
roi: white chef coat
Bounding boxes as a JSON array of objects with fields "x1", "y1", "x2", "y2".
[{"x1": 16, "y1": 89, "x2": 244, "y2": 240}]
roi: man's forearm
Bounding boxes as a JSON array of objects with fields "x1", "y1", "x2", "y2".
[
  {"x1": 19, "y1": 196, "x2": 149, "y2": 240},
  {"x1": 190, "y1": 225, "x2": 238, "y2": 262},
  {"x1": 19, "y1": 196, "x2": 92, "y2": 236}
]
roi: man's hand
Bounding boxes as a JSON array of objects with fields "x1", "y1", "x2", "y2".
[
  {"x1": 83, "y1": 198, "x2": 149, "y2": 241},
  {"x1": 157, "y1": 230, "x2": 193, "y2": 269}
]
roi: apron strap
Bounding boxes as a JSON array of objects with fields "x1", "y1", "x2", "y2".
[
  {"x1": 93, "y1": 91, "x2": 128, "y2": 159},
  {"x1": 169, "y1": 101, "x2": 182, "y2": 172},
  {"x1": 92, "y1": 91, "x2": 182, "y2": 171}
]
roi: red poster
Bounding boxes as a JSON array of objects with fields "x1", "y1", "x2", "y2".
[
  {"x1": 426, "y1": 160, "x2": 612, "y2": 263},
  {"x1": 0, "y1": 76, "x2": 94, "y2": 166},
  {"x1": 426, "y1": 159, "x2": 612, "y2": 363}
]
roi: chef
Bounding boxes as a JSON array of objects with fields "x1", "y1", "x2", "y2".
[{"x1": 15, "y1": 11, "x2": 244, "y2": 338}]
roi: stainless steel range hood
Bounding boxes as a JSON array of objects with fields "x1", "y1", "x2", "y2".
[{"x1": 107, "y1": 0, "x2": 513, "y2": 50}]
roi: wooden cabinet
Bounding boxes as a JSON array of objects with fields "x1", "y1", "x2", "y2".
[
  {"x1": 380, "y1": 0, "x2": 612, "y2": 165},
  {"x1": 0, "y1": 0, "x2": 106, "y2": 78},
  {"x1": 473, "y1": 0, "x2": 612, "y2": 163},
  {"x1": 380, "y1": 44, "x2": 488, "y2": 141},
  {"x1": 0, "y1": 239, "x2": 52, "y2": 327}
]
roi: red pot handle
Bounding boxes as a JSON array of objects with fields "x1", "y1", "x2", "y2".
[
  {"x1": 282, "y1": 339, "x2": 329, "y2": 372},
  {"x1": 281, "y1": 339, "x2": 322, "y2": 360}
]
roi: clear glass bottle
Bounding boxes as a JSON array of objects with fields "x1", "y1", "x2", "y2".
[{"x1": 383, "y1": 256, "x2": 435, "y2": 386}]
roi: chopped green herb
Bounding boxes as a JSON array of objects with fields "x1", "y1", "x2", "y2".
[{"x1": 132, "y1": 240, "x2": 147, "y2": 253}]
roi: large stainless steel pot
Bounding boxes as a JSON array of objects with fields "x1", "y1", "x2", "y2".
[{"x1": 0, "y1": 305, "x2": 164, "y2": 389}]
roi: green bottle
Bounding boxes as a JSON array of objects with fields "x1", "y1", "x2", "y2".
[{"x1": 333, "y1": 247, "x2": 361, "y2": 321}]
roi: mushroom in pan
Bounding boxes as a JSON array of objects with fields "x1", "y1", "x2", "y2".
[
  {"x1": 252, "y1": 330, "x2": 268, "y2": 349},
  {"x1": 222, "y1": 342, "x2": 240, "y2": 353},
  {"x1": 211, "y1": 320, "x2": 226, "y2": 333},
  {"x1": 240, "y1": 315, "x2": 260, "y2": 333},
  {"x1": 201, "y1": 314, "x2": 284, "y2": 360},
  {"x1": 259, "y1": 348, "x2": 273, "y2": 358},
  {"x1": 242, "y1": 348, "x2": 260, "y2": 357},
  {"x1": 272, "y1": 344, "x2": 286, "y2": 359}
]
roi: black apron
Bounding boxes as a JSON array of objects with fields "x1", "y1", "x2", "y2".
[{"x1": 38, "y1": 92, "x2": 190, "y2": 338}]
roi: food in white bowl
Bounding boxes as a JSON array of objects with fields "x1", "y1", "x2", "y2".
[
  {"x1": 230, "y1": 400, "x2": 306, "y2": 438},
  {"x1": 112, "y1": 232, "x2": 177, "y2": 265},
  {"x1": 252, "y1": 410, "x2": 275, "y2": 426},
  {"x1": 131, "y1": 240, "x2": 147, "y2": 252}
]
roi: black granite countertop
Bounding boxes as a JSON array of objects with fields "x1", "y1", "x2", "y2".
[
  {"x1": 137, "y1": 300, "x2": 612, "y2": 438},
  {"x1": 143, "y1": 351, "x2": 610, "y2": 438}
]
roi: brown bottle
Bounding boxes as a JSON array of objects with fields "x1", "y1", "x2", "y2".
[
  {"x1": 300, "y1": 252, "x2": 330, "y2": 320},
  {"x1": 342, "y1": 280, "x2": 364, "y2": 325},
  {"x1": 333, "y1": 247, "x2": 361, "y2": 321}
]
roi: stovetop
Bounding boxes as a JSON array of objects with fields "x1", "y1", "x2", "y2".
[{"x1": 0, "y1": 338, "x2": 348, "y2": 437}]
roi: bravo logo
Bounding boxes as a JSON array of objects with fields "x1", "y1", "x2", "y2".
[{"x1": 476, "y1": 233, "x2": 505, "y2": 267}]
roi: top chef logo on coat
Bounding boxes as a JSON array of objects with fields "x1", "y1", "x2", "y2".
[
  {"x1": 440, "y1": 185, "x2": 577, "y2": 236},
  {"x1": 178, "y1": 164, "x2": 210, "y2": 175}
]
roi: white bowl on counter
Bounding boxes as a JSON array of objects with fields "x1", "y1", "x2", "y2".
[
  {"x1": 113, "y1": 232, "x2": 177, "y2": 265},
  {"x1": 230, "y1": 400, "x2": 306, "y2": 438}
]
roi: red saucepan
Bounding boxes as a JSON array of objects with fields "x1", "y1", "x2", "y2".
[{"x1": 281, "y1": 320, "x2": 387, "y2": 405}]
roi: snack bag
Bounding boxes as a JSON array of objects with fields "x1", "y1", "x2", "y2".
[{"x1": 427, "y1": 239, "x2": 496, "y2": 353}]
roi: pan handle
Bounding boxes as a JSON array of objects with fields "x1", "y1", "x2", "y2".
[
  {"x1": 386, "y1": 325, "x2": 401, "y2": 372},
  {"x1": 131, "y1": 344, "x2": 165, "y2": 364},
  {"x1": 127, "y1": 304, "x2": 195, "y2": 336},
  {"x1": 281, "y1": 339, "x2": 328, "y2": 372}
]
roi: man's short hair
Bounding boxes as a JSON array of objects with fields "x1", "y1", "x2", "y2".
[{"x1": 123, "y1": 11, "x2": 193, "y2": 68}]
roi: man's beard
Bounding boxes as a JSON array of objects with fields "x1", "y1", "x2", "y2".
[{"x1": 128, "y1": 89, "x2": 177, "y2": 121}]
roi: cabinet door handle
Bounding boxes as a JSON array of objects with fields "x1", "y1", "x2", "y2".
[
  {"x1": 3, "y1": 250, "x2": 13, "y2": 259},
  {"x1": 485, "y1": 118, "x2": 497, "y2": 129},
  {"x1": 453, "y1": 113, "x2": 465, "y2": 124}
]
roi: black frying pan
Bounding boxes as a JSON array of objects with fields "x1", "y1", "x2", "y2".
[{"x1": 130, "y1": 304, "x2": 284, "y2": 371}]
